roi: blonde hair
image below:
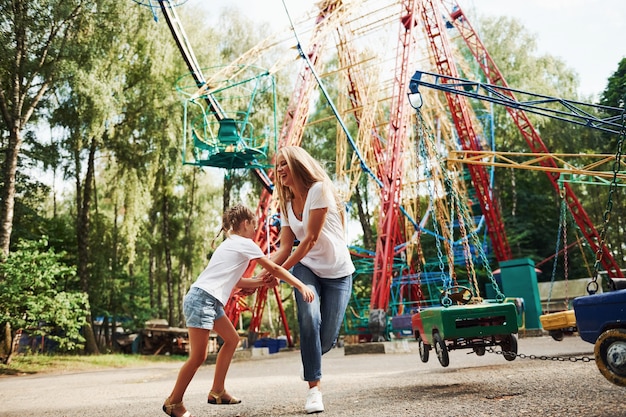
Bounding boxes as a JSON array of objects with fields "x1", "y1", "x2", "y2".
[
  {"x1": 274, "y1": 146, "x2": 345, "y2": 225},
  {"x1": 211, "y1": 203, "x2": 256, "y2": 247}
]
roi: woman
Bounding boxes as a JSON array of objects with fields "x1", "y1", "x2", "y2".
[{"x1": 267, "y1": 146, "x2": 355, "y2": 414}]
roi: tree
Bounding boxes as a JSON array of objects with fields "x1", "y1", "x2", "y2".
[
  {"x1": 600, "y1": 58, "x2": 626, "y2": 109},
  {"x1": 0, "y1": 238, "x2": 88, "y2": 364},
  {"x1": 594, "y1": 58, "x2": 626, "y2": 271},
  {"x1": 466, "y1": 15, "x2": 586, "y2": 273},
  {"x1": 0, "y1": 0, "x2": 93, "y2": 257},
  {"x1": 0, "y1": 0, "x2": 102, "y2": 356}
]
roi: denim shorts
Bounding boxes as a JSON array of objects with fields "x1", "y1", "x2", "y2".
[{"x1": 183, "y1": 287, "x2": 225, "y2": 330}]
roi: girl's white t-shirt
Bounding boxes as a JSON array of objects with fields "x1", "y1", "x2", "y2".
[
  {"x1": 282, "y1": 182, "x2": 355, "y2": 278},
  {"x1": 191, "y1": 234, "x2": 264, "y2": 305}
]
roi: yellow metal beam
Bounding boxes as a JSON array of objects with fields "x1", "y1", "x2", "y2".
[{"x1": 447, "y1": 150, "x2": 626, "y2": 182}]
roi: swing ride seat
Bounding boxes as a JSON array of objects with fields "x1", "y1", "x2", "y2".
[
  {"x1": 190, "y1": 119, "x2": 268, "y2": 170},
  {"x1": 540, "y1": 310, "x2": 577, "y2": 341},
  {"x1": 573, "y1": 289, "x2": 626, "y2": 387},
  {"x1": 413, "y1": 302, "x2": 518, "y2": 343},
  {"x1": 412, "y1": 301, "x2": 519, "y2": 367},
  {"x1": 573, "y1": 289, "x2": 626, "y2": 345},
  {"x1": 539, "y1": 310, "x2": 577, "y2": 341}
]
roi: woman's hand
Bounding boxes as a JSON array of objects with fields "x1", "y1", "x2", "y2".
[{"x1": 298, "y1": 284, "x2": 315, "y2": 303}]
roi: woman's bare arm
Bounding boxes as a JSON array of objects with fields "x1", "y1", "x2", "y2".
[
  {"x1": 271, "y1": 225, "x2": 296, "y2": 265},
  {"x1": 281, "y1": 207, "x2": 327, "y2": 271},
  {"x1": 256, "y1": 256, "x2": 315, "y2": 302}
]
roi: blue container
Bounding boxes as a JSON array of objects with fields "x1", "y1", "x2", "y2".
[
  {"x1": 573, "y1": 289, "x2": 626, "y2": 344},
  {"x1": 253, "y1": 337, "x2": 287, "y2": 354}
]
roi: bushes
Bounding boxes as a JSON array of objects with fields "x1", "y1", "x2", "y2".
[{"x1": 0, "y1": 238, "x2": 89, "y2": 363}]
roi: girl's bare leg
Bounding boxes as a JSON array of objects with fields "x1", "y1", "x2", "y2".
[
  {"x1": 168, "y1": 327, "x2": 210, "y2": 404},
  {"x1": 209, "y1": 315, "x2": 240, "y2": 399}
]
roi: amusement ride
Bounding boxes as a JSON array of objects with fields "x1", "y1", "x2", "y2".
[{"x1": 133, "y1": 0, "x2": 626, "y2": 387}]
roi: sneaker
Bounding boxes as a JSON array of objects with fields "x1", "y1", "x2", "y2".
[{"x1": 304, "y1": 387, "x2": 324, "y2": 414}]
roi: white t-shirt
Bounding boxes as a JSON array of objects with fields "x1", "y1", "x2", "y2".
[
  {"x1": 282, "y1": 182, "x2": 355, "y2": 278},
  {"x1": 191, "y1": 234, "x2": 264, "y2": 305}
]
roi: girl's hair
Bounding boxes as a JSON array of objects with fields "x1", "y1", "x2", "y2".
[
  {"x1": 211, "y1": 203, "x2": 256, "y2": 247},
  {"x1": 274, "y1": 146, "x2": 346, "y2": 226}
]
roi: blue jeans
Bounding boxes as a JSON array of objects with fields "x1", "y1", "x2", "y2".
[{"x1": 293, "y1": 263, "x2": 353, "y2": 382}]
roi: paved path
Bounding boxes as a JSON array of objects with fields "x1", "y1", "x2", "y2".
[{"x1": 0, "y1": 335, "x2": 624, "y2": 417}]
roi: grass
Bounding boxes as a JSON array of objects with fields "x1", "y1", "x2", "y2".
[{"x1": 0, "y1": 353, "x2": 187, "y2": 376}]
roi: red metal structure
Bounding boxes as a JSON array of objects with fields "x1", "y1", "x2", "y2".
[
  {"x1": 418, "y1": 0, "x2": 511, "y2": 262},
  {"x1": 368, "y1": 0, "x2": 420, "y2": 338},
  {"x1": 243, "y1": 1, "x2": 348, "y2": 345},
  {"x1": 368, "y1": 0, "x2": 623, "y2": 336},
  {"x1": 439, "y1": 0, "x2": 623, "y2": 279}
]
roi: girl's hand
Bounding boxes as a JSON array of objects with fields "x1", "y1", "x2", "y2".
[
  {"x1": 237, "y1": 287, "x2": 257, "y2": 296},
  {"x1": 260, "y1": 271, "x2": 279, "y2": 287},
  {"x1": 299, "y1": 285, "x2": 315, "y2": 303}
]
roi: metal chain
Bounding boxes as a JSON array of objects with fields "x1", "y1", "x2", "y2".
[
  {"x1": 563, "y1": 196, "x2": 570, "y2": 308},
  {"x1": 547, "y1": 191, "x2": 566, "y2": 311},
  {"x1": 453, "y1": 175, "x2": 503, "y2": 301},
  {"x1": 588, "y1": 100, "x2": 626, "y2": 294},
  {"x1": 416, "y1": 110, "x2": 505, "y2": 303},
  {"x1": 486, "y1": 347, "x2": 594, "y2": 362},
  {"x1": 417, "y1": 113, "x2": 452, "y2": 305}
]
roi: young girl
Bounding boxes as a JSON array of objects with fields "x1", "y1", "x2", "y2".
[{"x1": 163, "y1": 204, "x2": 315, "y2": 417}]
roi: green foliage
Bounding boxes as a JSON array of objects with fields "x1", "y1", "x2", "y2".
[
  {"x1": 10, "y1": 169, "x2": 54, "y2": 247},
  {"x1": 0, "y1": 238, "x2": 89, "y2": 352},
  {"x1": 600, "y1": 58, "x2": 626, "y2": 108},
  {"x1": 301, "y1": 57, "x2": 344, "y2": 175}
]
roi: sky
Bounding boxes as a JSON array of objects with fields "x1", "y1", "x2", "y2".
[
  {"x1": 208, "y1": 0, "x2": 626, "y2": 99},
  {"x1": 457, "y1": 0, "x2": 626, "y2": 98}
]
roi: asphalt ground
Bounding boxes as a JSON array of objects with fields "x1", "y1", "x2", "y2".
[{"x1": 1, "y1": 335, "x2": 624, "y2": 417}]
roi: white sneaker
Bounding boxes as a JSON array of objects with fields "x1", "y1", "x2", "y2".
[{"x1": 304, "y1": 387, "x2": 324, "y2": 414}]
